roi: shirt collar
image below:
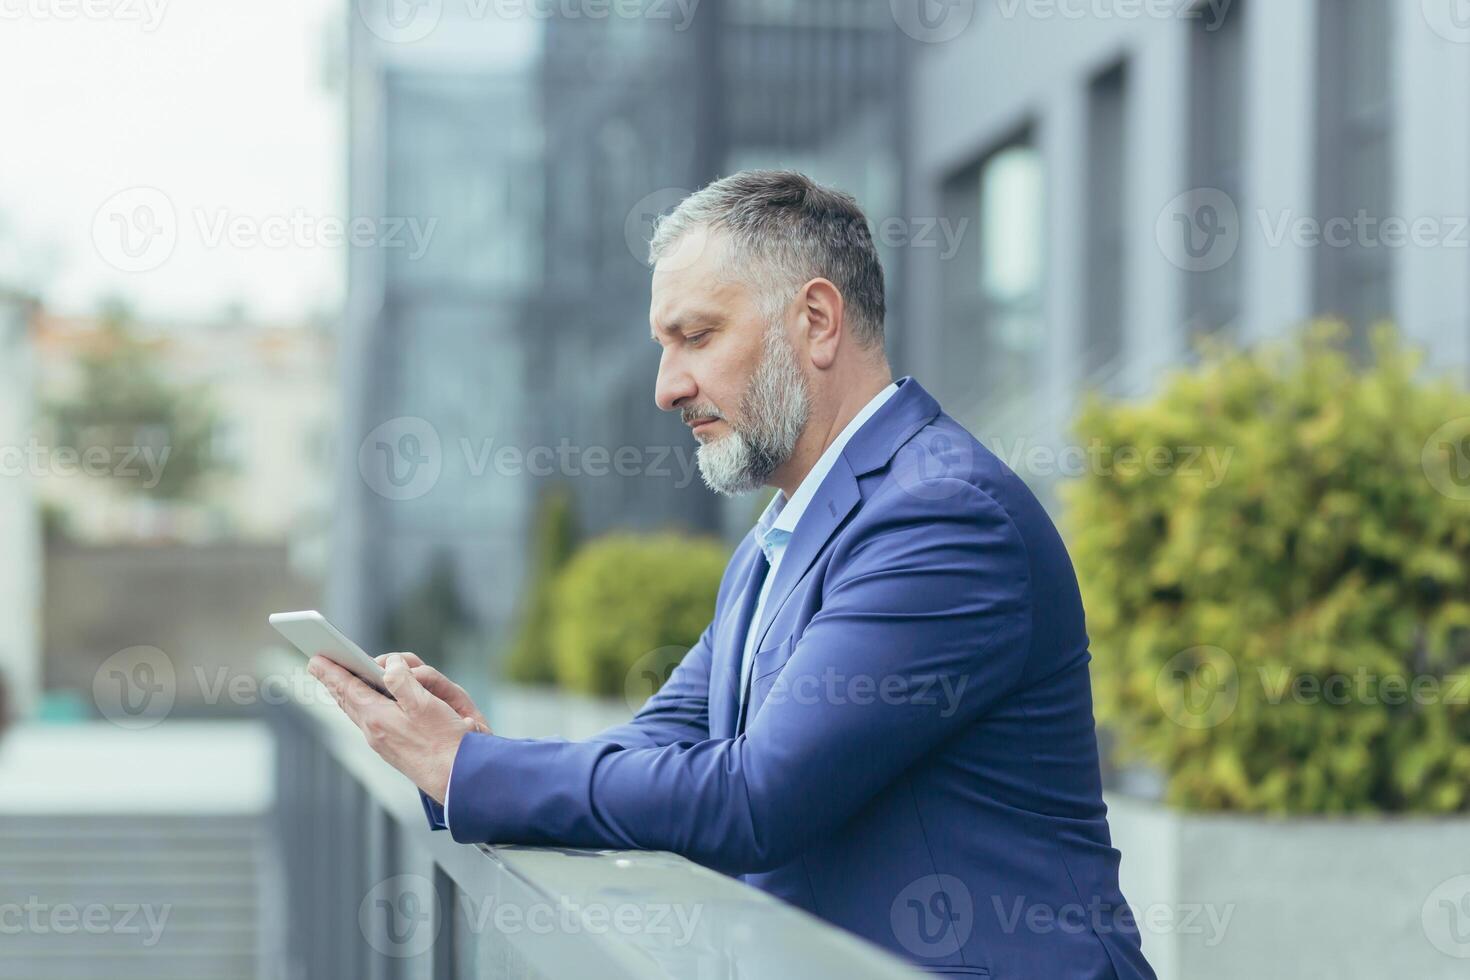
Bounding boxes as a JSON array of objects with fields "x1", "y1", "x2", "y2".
[{"x1": 752, "y1": 382, "x2": 899, "y2": 560}]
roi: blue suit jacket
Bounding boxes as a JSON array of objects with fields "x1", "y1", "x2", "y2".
[{"x1": 422, "y1": 378, "x2": 1154, "y2": 979}]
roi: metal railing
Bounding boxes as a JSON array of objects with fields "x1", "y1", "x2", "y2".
[{"x1": 261, "y1": 650, "x2": 925, "y2": 979}]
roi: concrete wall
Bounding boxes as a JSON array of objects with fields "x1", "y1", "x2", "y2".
[
  {"x1": 1108, "y1": 794, "x2": 1470, "y2": 978},
  {"x1": 44, "y1": 541, "x2": 319, "y2": 716}
]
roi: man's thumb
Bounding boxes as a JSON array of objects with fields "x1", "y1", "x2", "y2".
[{"x1": 382, "y1": 654, "x2": 428, "y2": 708}]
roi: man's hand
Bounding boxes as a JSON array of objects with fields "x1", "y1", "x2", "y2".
[
  {"x1": 307, "y1": 653, "x2": 483, "y2": 804},
  {"x1": 373, "y1": 652, "x2": 491, "y2": 735}
]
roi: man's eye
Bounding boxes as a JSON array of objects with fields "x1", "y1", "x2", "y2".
[{"x1": 687, "y1": 332, "x2": 709, "y2": 347}]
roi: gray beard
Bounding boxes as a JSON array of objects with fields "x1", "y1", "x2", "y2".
[{"x1": 695, "y1": 323, "x2": 811, "y2": 497}]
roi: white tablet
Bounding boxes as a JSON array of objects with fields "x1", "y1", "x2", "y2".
[{"x1": 269, "y1": 609, "x2": 395, "y2": 700}]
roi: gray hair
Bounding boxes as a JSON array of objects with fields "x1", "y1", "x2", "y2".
[{"x1": 648, "y1": 170, "x2": 887, "y2": 350}]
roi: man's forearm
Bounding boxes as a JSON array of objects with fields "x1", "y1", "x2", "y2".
[{"x1": 438, "y1": 733, "x2": 791, "y2": 874}]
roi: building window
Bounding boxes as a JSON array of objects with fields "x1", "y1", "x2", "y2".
[
  {"x1": 384, "y1": 72, "x2": 544, "y2": 299},
  {"x1": 941, "y1": 133, "x2": 1045, "y2": 425},
  {"x1": 1186, "y1": 0, "x2": 1247, "y2": 338},
  {"x1": 1315, "y1": 0, "x2": 1393, "y2": 349},
  {"x1": 1086, "y1": 61, "x2": 1128, "y2": 381}
]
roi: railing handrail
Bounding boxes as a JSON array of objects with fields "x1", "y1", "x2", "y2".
[{"x1": 261, "y1": 647, "x2": 926, "y2": 978}]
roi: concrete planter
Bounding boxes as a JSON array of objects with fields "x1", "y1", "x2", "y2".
[{"x1": 1107, "y1": 794, "x2": 1470, "y2": 979}]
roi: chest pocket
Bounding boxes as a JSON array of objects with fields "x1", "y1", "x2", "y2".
[{"x1": 743, "y1": 635, "x2": 798, "y2": 725}]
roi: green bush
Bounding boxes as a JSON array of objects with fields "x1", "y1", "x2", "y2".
[
  {"x1": 506, "y1": 488, "x2": 580, "y2": 685},
  {"x1": 1065, "y1": 324, "x2": 1470, "y2": 815},
  {"x1": 550, "y1": 532, "x2": 727, "y2": 699},
  {"x1": 43, "y1": 299, "x2": 223, "y2": 500}
]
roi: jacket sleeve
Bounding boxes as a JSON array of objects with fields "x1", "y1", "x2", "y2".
[
  {"x1": 418, "y1": 622, "x2": 717, "y2": 829},
  {"x1": 421, "y1": 789, "x2": 448, "y2": 830},
  {"x1": 438, "y1": 481, "x2": 1033, "y2": 874}
]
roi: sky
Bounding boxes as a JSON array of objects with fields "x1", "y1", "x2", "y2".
[{"x1": 0, "y1": 0, "x2": 344, "y2": 324}]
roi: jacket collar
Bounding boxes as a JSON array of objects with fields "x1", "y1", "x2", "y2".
[{"x1": 840, "y1": 376, "x2": 943, "y2": 477}]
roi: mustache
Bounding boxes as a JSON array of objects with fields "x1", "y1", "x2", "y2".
[{"x1": 680, "y1": 404, "x2": 725, "y2": 426}]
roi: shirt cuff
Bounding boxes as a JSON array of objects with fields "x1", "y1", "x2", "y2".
[{"x1": 443, "y1": 766, "x2": 453, "y2": 831}]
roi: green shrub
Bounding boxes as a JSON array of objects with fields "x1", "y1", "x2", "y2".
[
  {"x1": 550, "y1": 532, "x2": 727, "y2": 699},
  {"x1": 506, "y1": 488, "x2": 580, "y2": 685},
  {"x1": 1065, "y1": 324, "x2": 1470, "y2": 814}
]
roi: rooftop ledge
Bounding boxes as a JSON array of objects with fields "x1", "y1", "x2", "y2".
[{"x1": 261, "y1": 647, "x2": 926, "y2": 979}]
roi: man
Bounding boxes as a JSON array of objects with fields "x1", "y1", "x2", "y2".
[{"x1": 311, "y1": 170, "x2": 1155, "y2": 979}]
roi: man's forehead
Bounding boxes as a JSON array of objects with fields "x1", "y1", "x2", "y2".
[{"x1": 649, "y1": 269, "x2": 748, "y2": 336}]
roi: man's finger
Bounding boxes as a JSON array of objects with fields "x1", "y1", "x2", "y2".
[
  {"x1": 381, "y1": 653, "x2": 432, "y2": 711},
  {"x1": 375, "y1": 651, "x2": 425, "y2": 669},
  {"x1": 409, "y1": 664, "x2": 461, "y2": 699},
  {"x1": 308, "y1": 655, "x2": 380, "y2": 725},
  {"x1": 407, "y1": 665, "x2": 491, "y2": 733}
]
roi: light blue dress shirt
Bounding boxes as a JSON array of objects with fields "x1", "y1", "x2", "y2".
[{"x1": 737, "y1": 382, "x2": 899, "y2": 707}]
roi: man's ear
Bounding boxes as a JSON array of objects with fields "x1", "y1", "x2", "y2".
[{"x1": 799, "y1": 277, "x2": 845, "y2": 370}]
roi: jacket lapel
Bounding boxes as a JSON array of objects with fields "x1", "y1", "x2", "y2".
[
  {"x1": 743, "y1": 378, "x2": 941, "y2": 656},
  {"x1": 709, "y1": 541, "x2": 768, "y2": 739},
  {"x1": 716, "y1": 378, "x2": 946, "y2": 733},
  {"x1": 745, "y1": 456, "x2": 860, "y2": 659},
  {"x1": 734, "y1": 459, "x2": 860, "y2": 735}
]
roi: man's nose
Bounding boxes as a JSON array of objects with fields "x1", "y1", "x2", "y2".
[{"x1": 654, "y1": 357, "x2": 697, "y2": 412}]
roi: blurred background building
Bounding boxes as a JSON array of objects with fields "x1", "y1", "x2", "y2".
[
  {"x1": 903, "y1": 0, "x2": 1470, "y2": 504},
  {"x1": 4, "y1": 1, "x2": 1470, "y2": 977},
  {"x1": 328, "y1": 0, "x2": 1470, "y2": 681},
  {"x1": 32, "y1": 307, "x2": 335, "y2": 545},
  {"x1": 28, "y1": 306, "x2": 334, "y2": 716},
  {"x1": 330, "y1": 0, "x2": 908, "y2": 677}
]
